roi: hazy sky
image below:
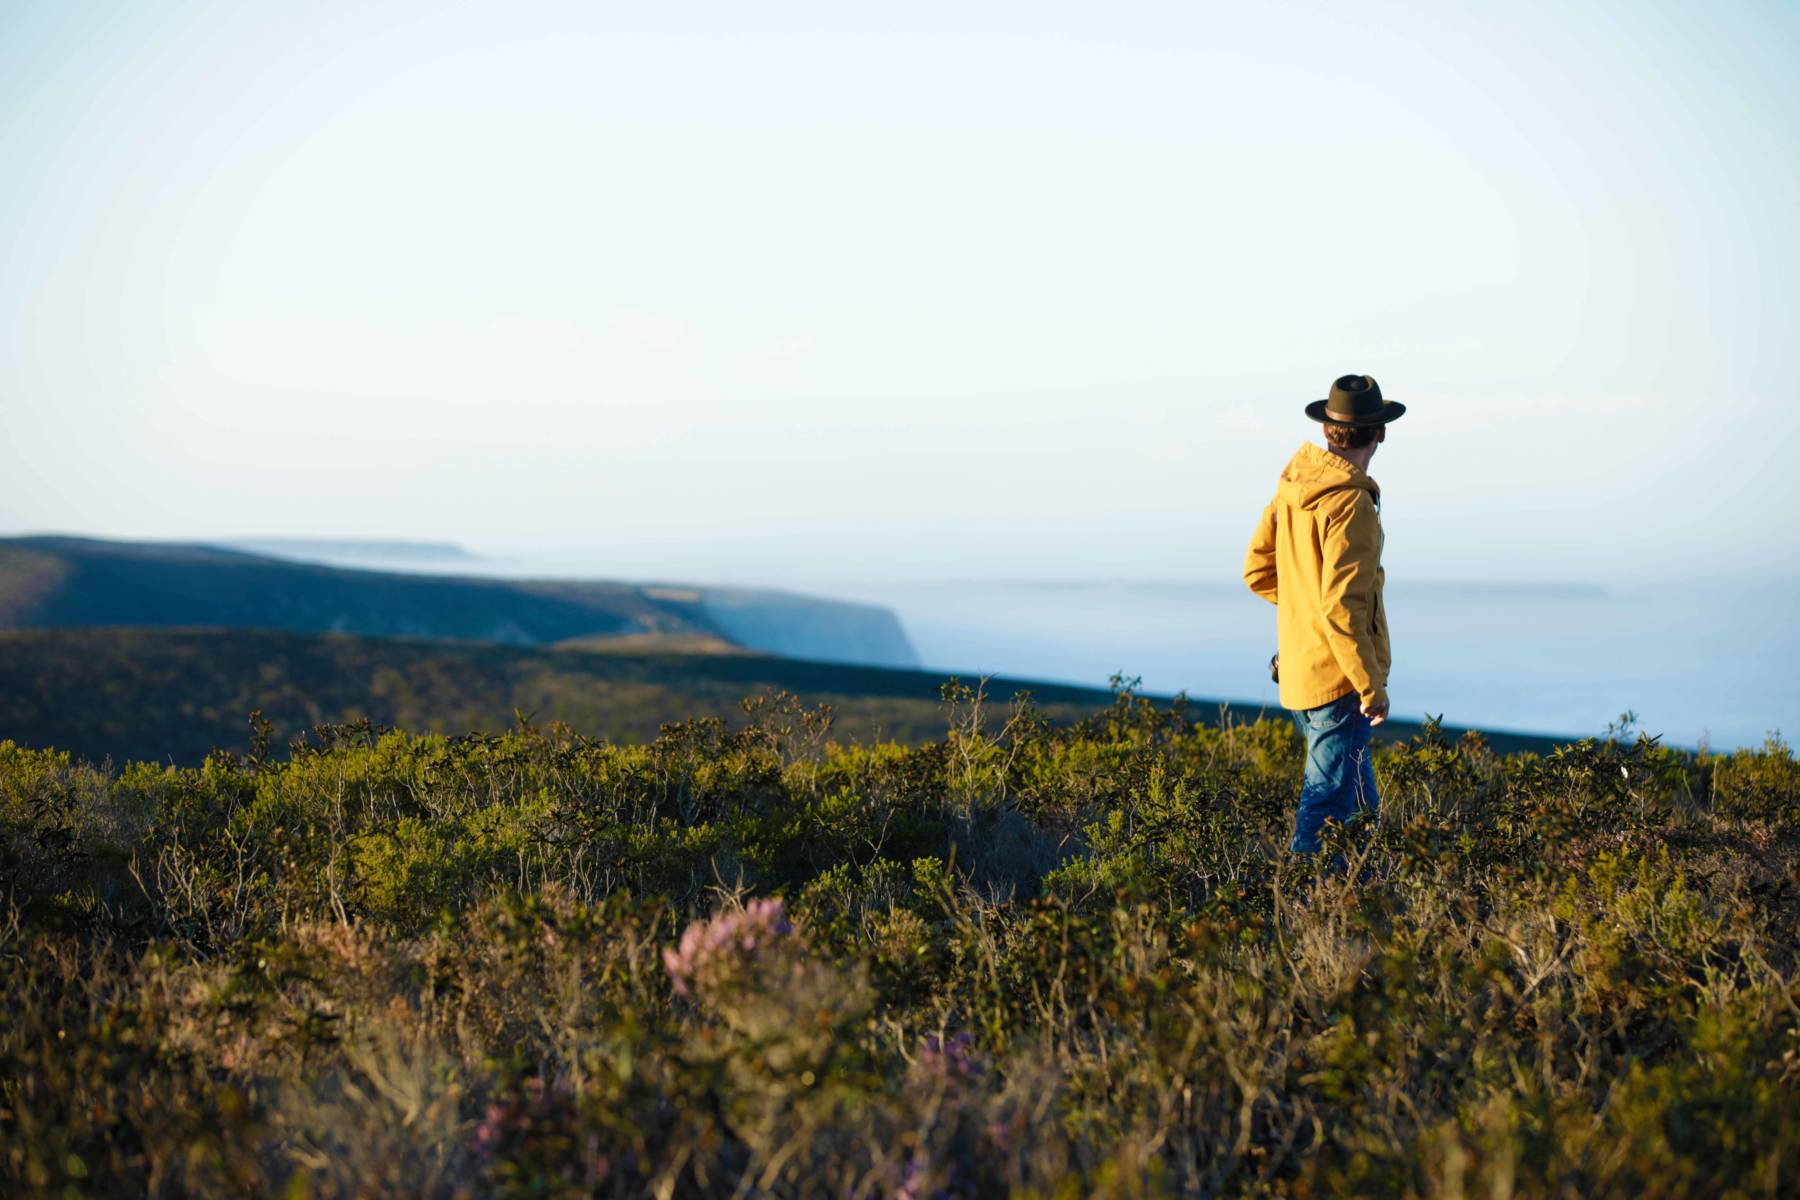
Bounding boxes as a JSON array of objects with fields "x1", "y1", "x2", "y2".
[{"x1": 3, "y1": 0, "x2": 1796, "y2": 585}]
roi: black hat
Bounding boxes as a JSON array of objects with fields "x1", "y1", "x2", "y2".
[{"x1": 1304, "y1": 374, "x2": 1406, "y2": 427}]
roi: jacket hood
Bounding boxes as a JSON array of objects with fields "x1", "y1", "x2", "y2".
[{"x1": 1275, "y1": 442, "x2": 1380, "y2": 512}]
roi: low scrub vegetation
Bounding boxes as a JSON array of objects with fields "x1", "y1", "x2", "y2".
[{"x1": 2, "y1": 682, "x2": 1796, "y2": 1197}]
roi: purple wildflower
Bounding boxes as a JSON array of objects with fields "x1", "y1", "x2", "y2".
[
  {"x1": 894, "y1": 1154, "x2": 928, "y2": 1200},
  {"x1": 917, "y1": 1031, "x2": 988, "y2": 1086}
]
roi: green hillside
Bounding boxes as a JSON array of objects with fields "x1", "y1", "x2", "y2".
[
  {"x1": 3, "y1": 683, "x2": 1794, "y2": 1195},
  {"x1": 0, "y1": 536, "x2": 919, "y2": 667},
  {"x1": 0, "y1": 627, "x2": 1562, "y2": 767}
]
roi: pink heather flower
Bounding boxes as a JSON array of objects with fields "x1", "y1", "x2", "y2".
[
  {"x1": 663, "y1": 897, "x2": 794, "y2": 1000},
  {"x1": 661, "y1": 946, "x2": 691, "y2": 998},
  {"x1": 470, "y1": 1103, "x2": 505, "y2": 1158}
]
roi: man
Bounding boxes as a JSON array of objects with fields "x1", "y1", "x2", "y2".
[{"x1": 1243, "y1": 373, "x2": 1403, "y2": 856}]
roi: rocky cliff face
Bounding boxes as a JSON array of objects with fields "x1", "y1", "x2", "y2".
[{"x1": 689, "y1": 587, "x2": 919, "y2": 670}]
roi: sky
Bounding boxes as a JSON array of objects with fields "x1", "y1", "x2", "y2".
[{"x1": 3, "y1": 0, "x2": 1797, "y2": 587}]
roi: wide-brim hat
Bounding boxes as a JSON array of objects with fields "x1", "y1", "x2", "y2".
[{"x1": 1304, "y1": 374, "x2": 1406, "y2": 427}]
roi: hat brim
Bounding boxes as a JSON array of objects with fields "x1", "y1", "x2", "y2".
[{"x1": 1305, "y1": 398, "x2": 1406, "y2": 427}]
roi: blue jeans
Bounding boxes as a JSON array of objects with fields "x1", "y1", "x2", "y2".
[{"x1": 1289, "y1": 692, "x2": 1380, "y2": 855}]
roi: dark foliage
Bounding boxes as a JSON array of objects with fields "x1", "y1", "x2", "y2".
[{"x1": 0, "y1": 627, "x2": 1558, "y2": 768}]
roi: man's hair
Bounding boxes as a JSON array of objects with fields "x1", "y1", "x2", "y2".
[{"x1": 1323, "y1": 422, "x2": 1380, "y2": 451}]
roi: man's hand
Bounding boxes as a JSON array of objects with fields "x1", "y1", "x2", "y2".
[{"x1": 1362, "y1": 698, "x2": 1389, "y2": 727}]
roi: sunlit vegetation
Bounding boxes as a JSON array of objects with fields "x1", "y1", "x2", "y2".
[{"x1": 3, "y1": 682, "x2": 1795, "y2": 1197}]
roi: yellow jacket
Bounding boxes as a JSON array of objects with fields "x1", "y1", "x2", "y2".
[{"x1": 1243, "y1": 442, "x2": 1390, "y2": 712}]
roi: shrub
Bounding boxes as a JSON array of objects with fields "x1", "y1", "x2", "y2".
[{"x1": 2, "y1": 698, "x2": 1796, "y2": 1197}]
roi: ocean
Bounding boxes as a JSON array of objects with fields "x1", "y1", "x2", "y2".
[{"x1": 804, "y1": 578, "x2": 1798, "y2": 752}]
